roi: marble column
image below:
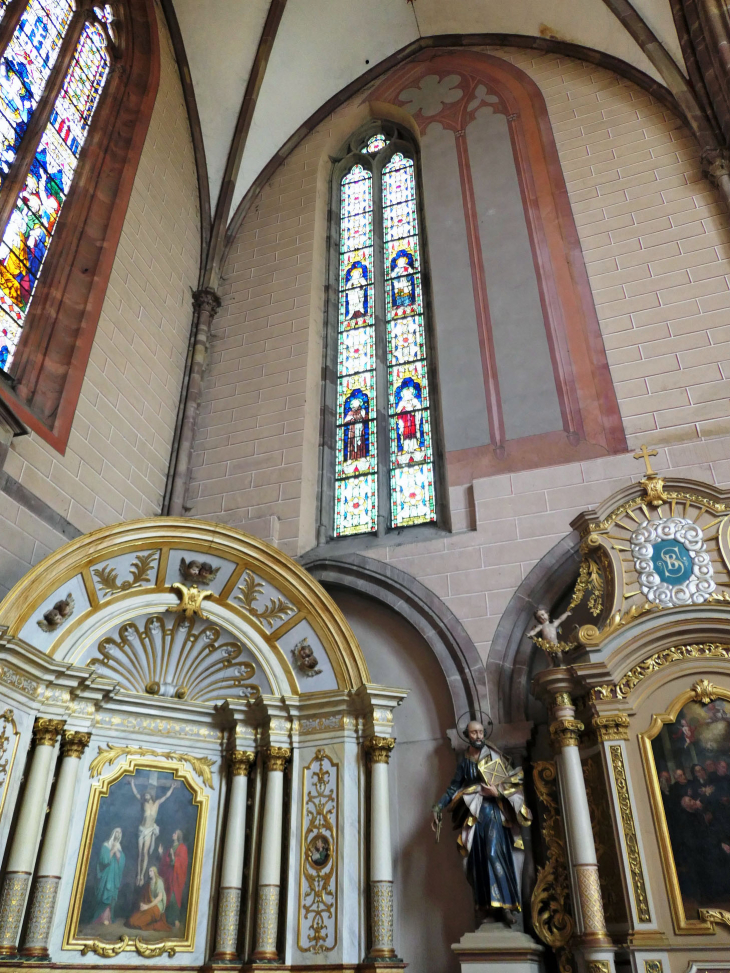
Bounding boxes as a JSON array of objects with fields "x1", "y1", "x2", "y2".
[
  {"x1": 0, "y1": 718, "x2": 64, "y2": 956},
  {"x1": 251, "y1": 746, "x2": 290, "y2": 962},
  {"x1": 549, "y1": 691, "x2": 615, "y2": 973},
  {"x1": 364, "y1": 736, "x2": 396, "y2": 961},
  {"x1": 213, "y1": 750, "x2": 255, "y2": 962},
  {"x1": 21, "y1": 730, "x2": 91, "y2": 958}
]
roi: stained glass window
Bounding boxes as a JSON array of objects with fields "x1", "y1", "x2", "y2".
[
  {"x1": 333, "y1": 133, "x2": 437, "y2": 537},
  {"x1": 0, "y1": 2, "x2": 111, "y2": 372}
]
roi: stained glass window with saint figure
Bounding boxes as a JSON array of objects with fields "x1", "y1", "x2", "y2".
[
  {"x1": 0, "y1": 2, "x2": 112, "y2": 372},
  {"x1": 333, "y1": 131, "x2": 437, "y2": 537}
]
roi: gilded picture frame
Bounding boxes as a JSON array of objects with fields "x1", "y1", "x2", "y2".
[
  {"x1": 639, "y1": 684, "x2": 730, "y2": 934},
  {"x1": 63, "y1": 755, "x2": 208, "y2": 955}
]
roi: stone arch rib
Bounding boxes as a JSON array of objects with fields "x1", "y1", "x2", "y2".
[{"x1": 301, "y1": 551, "x2": 486, "y2": 723}]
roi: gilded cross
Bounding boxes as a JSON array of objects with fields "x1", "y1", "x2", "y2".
[{"x1": 633, "y1": 443, "x2": 658, "y2": 477}]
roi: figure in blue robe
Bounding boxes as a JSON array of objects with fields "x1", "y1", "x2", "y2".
[
  {"x1": 93, "y1": 827, "x2": 126, "y2": 923},
  {"x1": 433, "y1": 721, "x2": 531, "y2": 923}
]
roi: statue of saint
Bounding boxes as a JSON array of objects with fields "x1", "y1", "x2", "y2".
[{"x1": 432, "y1": 720, "x2": 532, "y2": 926}]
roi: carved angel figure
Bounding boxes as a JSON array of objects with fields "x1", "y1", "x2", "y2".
[
  {"x1": 179, "y1": 557, "x2": 219, "y2": 586},
  {"x1": 37, "y1": 593, "x2": 75, "y2": 632},
  {"x1": 527, "y1": 608, "x2": 572, "y2": 646},
  {"x1": 292, "y1": 639, "x2": 322, "y2": 677}
]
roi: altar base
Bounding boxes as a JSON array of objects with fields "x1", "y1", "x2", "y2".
[{"x1": 452, "y1": 924, "x2": 545, "y2": 973}]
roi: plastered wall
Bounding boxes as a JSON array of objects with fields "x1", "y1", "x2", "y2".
[
  {"x1": 0, "y1": 3, "x2": 200, "y2": 598},
  {"x1": 187, "y1": 47, "x2": 730, "y2": 672}
]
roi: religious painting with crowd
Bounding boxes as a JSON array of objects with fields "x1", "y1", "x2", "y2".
[
  {"x1": 651, "y1": 696, "x2": 730, "y2": 920},
  {"x1": 70, "y1": 766, "x2": 201, "y2": 946}
]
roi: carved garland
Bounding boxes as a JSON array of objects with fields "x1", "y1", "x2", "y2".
[{"x1": 531, "y1": 761, "x2": 574, "y2": 973}]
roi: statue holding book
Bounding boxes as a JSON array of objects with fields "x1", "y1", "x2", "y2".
[{"x1": 432, "y1": 720, "x2": 532, "y2": 926}]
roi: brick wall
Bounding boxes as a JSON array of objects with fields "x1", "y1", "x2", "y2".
[
  {"x1": 0, "y1": 5, "x2": 200, "y2": 597},
  {"x1": 186, "y1": 47, "x2": 730, "y2": 666}
]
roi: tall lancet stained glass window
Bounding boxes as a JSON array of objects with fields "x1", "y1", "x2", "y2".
[
  {"x1": 0, "y1": 2, "x2": 113, "y2": 371},
  {"x1": 334, "y1": 135, "x2": 437, "y2": 537}
]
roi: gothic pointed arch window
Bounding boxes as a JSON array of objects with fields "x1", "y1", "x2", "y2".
[
  {"x1": 0, "y1": 0, "x2": 158, "y2": 450},
  {"x1": 327, "y1": 122, "x2": 442, "y2": 539}
]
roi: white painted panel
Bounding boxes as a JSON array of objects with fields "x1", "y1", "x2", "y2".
[
  {"x1": 172, "y1": 0, "x2": 271, "y2": 209},
  {"x1": 231, "y1": 0, "x2": 419, "y2": 213}
]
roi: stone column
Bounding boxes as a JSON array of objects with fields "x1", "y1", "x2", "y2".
[
  {"x1": 251, "y1": 746, "x2": 290, "y2": 962},
  {"x1": 0, "y1": 718, "x2": 64, "y2": 957},
  {"x1": 21, "y1": 730, "x2": 90, "y2": 958},
  {"x1": 213, "y1": 750, "x2": 255, "y2": 962},
  {"x1": 364, "y1": 736, "x2": 396, "y2": 961},
  {"x1": 549, "y1": 691, "x2": 615, "y2": 973}
]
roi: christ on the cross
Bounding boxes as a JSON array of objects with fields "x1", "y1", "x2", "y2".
[{"x1": 129, "y1": 776, "x2": 178, "y2": 886}]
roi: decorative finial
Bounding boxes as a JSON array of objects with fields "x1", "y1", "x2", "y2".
[
  {"x1": 633, "y1": 443, "x2": 658, "y2": 477},
  {"x1": 633, "y1": 444, "x2": 667, "y2": 507}
]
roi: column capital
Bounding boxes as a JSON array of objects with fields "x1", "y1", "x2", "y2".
[
  {"x1": 230, "y1": 750, "x2": 255, "y2": 776},
  {"x1": 33, "y1": 719, "x2": 64, "y2": 747},
  {"x1": 549, "y1": 717, "x2": 584, "y2": 749},
  {"x1": 364, "y1": 736, "x2": 395, "y2": 764},
  {"x1": 592, "y1": 713, "x2": 630, "y2": 742},
  {"x1": 192, "y1": 286, "x2": 221, "y2": 317},
  {"x1": 263, "y1": 746, "x2": 290, "y2": 772},
  {"x1": 61, "y1": 731, "x2": 90, "y2": 758}
]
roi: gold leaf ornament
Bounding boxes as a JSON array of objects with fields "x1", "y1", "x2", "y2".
[
  {"x1": 169, "y1": 582, "x2": 213, "y2": 619},
  {"x1": 134, "y1": 937, "x2": 176, "y2": 958},
  {"x1": 691, "y1": 679, "x2": 717, "y2": 704},
  {"x1": 92, "y1": 551, "x2": 157, "y2": 597},
  {"x1": 89, "y1": 743, "x2": 215, "y2": 788},
  {"x1": 81, "y1": 936, "x2": 128, "y2": 957},
  {"x1": 234, "y1": 569, "x2": 295, "y2": 628},
  {"x1": 568, "y1": 558, "x2": 603, "y2": 617}
]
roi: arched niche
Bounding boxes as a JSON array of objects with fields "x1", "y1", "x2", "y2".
[{"x1": 0, "y1": 517, "x2": 369, "y2": 700}]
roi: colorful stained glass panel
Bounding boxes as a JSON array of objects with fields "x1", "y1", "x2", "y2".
[
  {"x1": 335, "y1": 473, "x2": 377, "y2": 536},
  {"x1": 383, "y1": 198, "x2": 416, "y2": 242},
  {"x1": 363, "y1": 133, "x2": 388, "y2": 154},
  {"x1": 389, "y1": 410, "x2": 432, "y2": 467},
  {"x1": 0, "y1": 0, "x2": 74, "y2": 184},
  {"x1": 390, "y1": 464, "x2": 435, "y2": 528},
  {"x1": 0, "y1": 18, "x2": 109, "y2": 372},
  {"x1": 338, "y1": 325, "x2": 374, "y2": 376},
  {"x1": 389, "y1": 315, "x2": 425, "y2": 364},
  {"x1": 382, "y1": 154, "x2": 415, "y2": 204}
]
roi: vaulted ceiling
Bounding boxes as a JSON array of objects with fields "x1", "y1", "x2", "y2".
[{"x1": 170, "y1": 0, "x2": 683, "y2": 257}]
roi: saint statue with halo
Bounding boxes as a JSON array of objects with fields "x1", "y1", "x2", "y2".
[{"x1": 432, "y1": 719, "x2": 532, "y2": 926}]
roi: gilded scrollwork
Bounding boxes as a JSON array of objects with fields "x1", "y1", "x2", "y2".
[
  {"x1": 298, "y1": 749, "x2": 337, "y2": 953},
  {"x1": 88, "y1": 613, "x2": 259, "y2": 704},
  {"x1": 609, "y1": 744, "x2": 650, "y2": 923},
  {"x1": 89, "y1": 744, "x2": 215, "y2": 788},
  {"x1": 234, "y1": 570, "x2": 295, "y2": 628},
  {"x1": 691, "y1": 678, "x2": 717, "y2": 704},
  {"x1": 169, "y1": 582, "x2": 213, "y2": 619},
  {"x1": 590, "y1": 643, "x2": 730, "y2": 702},
  {"x1": 568, "y1": 557, "x2": 604, "y2": 617},
  {"x1": 80, "y1": 936, "x2": 128, "y2": 957},
  {"x1": 92, "y1": 551, "x2": 158, "y2": 598},
  {"x1": 531, "y1": 761, "x2": 574, "y2": 970}
]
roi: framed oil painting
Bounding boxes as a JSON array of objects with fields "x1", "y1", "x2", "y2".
[
  {"x1": 63, "y1": 756, "x2": 208, "y2": 954},
  {"x1": 640, "y1": 685, "x2": 730, "y2": 933}
]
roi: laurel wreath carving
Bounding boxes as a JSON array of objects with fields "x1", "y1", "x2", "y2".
[
  {"x1": 92, "y1": 551, "x2": 157, "y2": 597},
  {"x1": 89, "y1": 743, "x2": 215, "y2": 788},
  {"x1": 234, "y1": 569, "x2": 295, "y2": 628}
]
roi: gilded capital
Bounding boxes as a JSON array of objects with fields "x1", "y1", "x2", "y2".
[
  {"x1": 592, "y1": 713, "x2": 630, "y2": 742},
  {"x1": 34, "y1": 718, "x2": 65, "y2": 747},
  {"x1": 230, "y1": 750, "x2": 255, "y2": 776},
  {"x1": 364, "y1": 736, "x2": 395, "y2": 764},
  {"x1": 549, "y1": 717, "x2": 584, "y2": 749},
  {"x1": 264, "y1": 746, "x2": 291, "y2": 772},
  {"x1": 61, "y1": 730, "x2": 91, "y2": 758}
]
